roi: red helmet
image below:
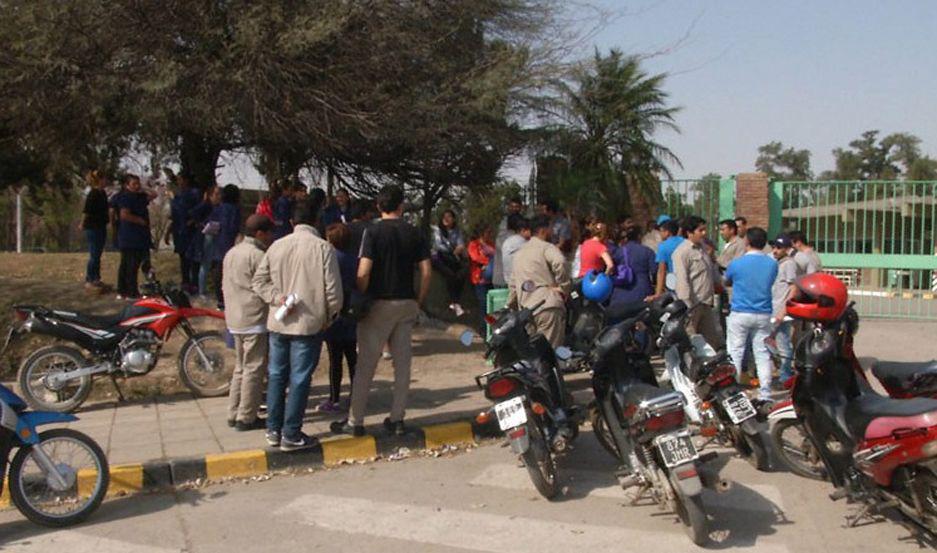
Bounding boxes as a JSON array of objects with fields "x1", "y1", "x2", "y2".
[{"x1": 787, "y1": 273, "x2": 848, "y2": 323}]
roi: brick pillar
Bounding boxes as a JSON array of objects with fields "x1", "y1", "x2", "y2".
[{"x1": 735, "y1": 172, "x2": 770, "y2": 229}]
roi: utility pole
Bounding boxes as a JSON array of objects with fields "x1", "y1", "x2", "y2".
[{"x1": 15, "y1": 188, "x2": 23, "y2": 253}]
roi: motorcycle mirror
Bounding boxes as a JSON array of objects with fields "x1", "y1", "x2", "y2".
[
  {"x1": 521, "y1": 280, "x2": 537, "y2": 293},
  {"x1": 665, "y1": 273, "x2": 677, "y2": 291},
  {"x1": 459, "y1": 330, "x2": 475, "y2": 347},
  {"x1": 554, "y1": 346, "x2": 572, "y2": 361}
]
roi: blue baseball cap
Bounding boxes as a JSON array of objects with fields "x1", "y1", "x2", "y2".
[{"x1": 656, "y1": 214, "x2": 672, "y2": 225}]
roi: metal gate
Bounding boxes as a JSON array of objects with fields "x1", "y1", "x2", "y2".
[
  {"x1": 659, "y1": 177, "x2": 735, "y2": 245},
  {"x1": 771, "y1": 180, "x2": 937, "y2": 320}
]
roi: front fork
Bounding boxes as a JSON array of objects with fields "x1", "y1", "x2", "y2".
[
  {"x1": 28, "y1": 440, "x2": 73, "y2": 491},
  {"x1": 179, "y1": 319, "x2": 216, "y2": 371}
]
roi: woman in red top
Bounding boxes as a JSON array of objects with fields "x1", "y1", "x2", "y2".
[
  {"x1": 578, "y1": 221, "x2": 615, "y2": 277},
  {"x1": 468, "y1": 225, "x2": 496, "y2": 327}
]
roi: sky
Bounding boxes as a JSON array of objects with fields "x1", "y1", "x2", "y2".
[
  {"x1": 216, "y1": 1, "x2": 937, "y2": 187},
  {"x1": 589, "y1": 0, "x2": 937, "y2": 178}
]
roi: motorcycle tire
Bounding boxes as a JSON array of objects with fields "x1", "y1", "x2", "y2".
[
  {"x1": 589, "y1": 403, "x2": 619, "y2": 459},
  {"x1": 178, "y1": 331, "x2": 232, "y2": 397},
  {"x1": 731, "y1": 426, "x2": 772, "y2": 472},
  {"x1": 521, "y1": 413, "x2": 559, "y2": 500},
  {"x1": 770, "y1": 419, "x2": 827, "y2": 481},
  {"x1": 17, "y1": 345, "x2": 93, "y2": 413},
  {"x1": 8, "y1": 428, "x2": 109, "y2": 527},
  {"x1": 675, "y1": 490, "x2": 709, "y2": 546}
]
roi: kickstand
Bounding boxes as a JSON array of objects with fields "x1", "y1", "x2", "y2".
[
  {"x1": 110, "y1": 374, "x2": 127, "y2": 402},
  {"x1": 845, "y1": 499, "x2": 896, "y2": 528}
]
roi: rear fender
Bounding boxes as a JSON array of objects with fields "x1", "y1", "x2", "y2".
[
  {"x1": 767, "y1": 399, "x2": 796, "y2": 422},
  {"x1": 178, "y1": 307, "x2": 225, "y2": 321},
  {"x1": 15, "y1": 411, "x2": 79, "y2": 445},
  {"x1": 669, "y1": 462, "x2": 703, "y2": 497},
  {"x1": 740, "y1": 417, "x2": 763, "y2": 436},
  {"x1": 508, "y1": 425, "x2": 531, "y2": 454}
]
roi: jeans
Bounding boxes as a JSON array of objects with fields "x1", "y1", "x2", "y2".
[
  {"x1": 775, "y1": 320, "x2": 794, "y2": 382},
  {"x1": 117, "y1": 248, "x2": 146, "y2": 297},
  {"x1": 85, "y1": 228, "x2": 106, "y2": 283},
  {"x1": 727, "y1": 312, "x2": 774, "y2": 400},
  {"x1": 198, "y1": 234, "x2": 215, "y2": 296},
  {"x1": 474, "y1": 283, "x2": 492, "y2": 327},
  {"x1": 266, "y1": 332, "x2": 324, "y2": 440}
]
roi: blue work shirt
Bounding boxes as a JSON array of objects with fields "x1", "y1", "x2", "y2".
[
  {"x1": 114, "y1": 192, "x2": 151, "y2": 251},
  {"x1": 724, "y1": 251, "x2": 778, "y2": 315},
  {"x1": 170, "y1": 188, "x2": 200, "y2": 254},
  {"x1": 273, "y1": 196, "x2": 294, "y2": 240},
  {"x1": 210, "y1": 202, "x2": 242, "y2": 262},
  {"x1": 655, "y1": 236, "x2": 685, "y2": 274}
]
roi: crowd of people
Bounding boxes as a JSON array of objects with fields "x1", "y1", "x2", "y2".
[{"x1": 81, "y1": 173, "x2": 826, "y2": 447}]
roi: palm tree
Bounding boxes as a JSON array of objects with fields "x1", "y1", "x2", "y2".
[{"x1": 536, "y1": 49, "x2": 681, "y2": 222}]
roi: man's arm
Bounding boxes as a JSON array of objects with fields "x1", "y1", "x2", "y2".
[
  {"x1": 251, "y1": 252, "x2": 281, "y2": 305},
  {"x1": 546, "y1": 245, "x2": 571, "y2": 295},
  {"x1": 417, "y1": 259, "x2": 432, "y2": 306},
  {"x1": 356, "y1": 257, "x2": 373, "y2": 294},
  {"x1": 672, "y1": 249, "x2": 691, "y2": 302},
  {"x1": 119, "y1": 208, "x2": 147, "y2": 227},
  {"x1": 323, "y1": 247, "x2": 343, "y2": 321},
  {"x1": 654, "y1": 262, "x2": 667, "y2": 297}
]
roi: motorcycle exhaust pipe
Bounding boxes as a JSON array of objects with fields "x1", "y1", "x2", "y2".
[{"x1": 699, "y1": 470, "x2": 732, "y2": 494}]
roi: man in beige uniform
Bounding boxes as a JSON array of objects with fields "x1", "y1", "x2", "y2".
[
  {"x1": 222, "y1": 215, "x2": 275, "y2": 431},
  {"x1": 672, "y1": 215, "x2": 725, "y2": 349},
  {"x1": 717, "y1": 219, "x2": 746, "y2": 270},
  {"x1": 507, "y1": 214, "x2": 571, "y2": 347}
]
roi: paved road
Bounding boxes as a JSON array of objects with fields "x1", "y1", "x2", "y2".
[{"x1": 1, "y1": 428, "x2": 930, "y2": 552}]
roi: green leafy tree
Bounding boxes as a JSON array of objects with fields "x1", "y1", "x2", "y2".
[{"x1": 755, "y1": 141, "x2": 812, "y2": 180}]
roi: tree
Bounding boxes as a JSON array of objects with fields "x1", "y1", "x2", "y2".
[
  {"x1": 823, "y1": 130, "x2": 932, "y2": 181},
  {"x1": 755, "y1": 141, "x2": 812, "y2": 180},
  {"x1": 535, "y1": 49, "x2": 681, "y2": 222}
]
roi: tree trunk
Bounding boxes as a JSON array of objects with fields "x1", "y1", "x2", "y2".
[{"x1": 179, "y1": 132, "x2": 221, "y2": 190}]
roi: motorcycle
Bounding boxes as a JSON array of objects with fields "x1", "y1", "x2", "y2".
[
  {"x1": 3, "y1": 276, "x2": 233, "y2": 412},
  {"x1": 1, "y1": 383, "x2": 109, "y2": 526},
  {"x1": 784, "y1": 302, "x2": 937, "y2": 533},
  {"x1": 463, "y1": 283, "x2": 580, "y2": 500},
  {"x1": 586, "y1": 309, "x2": 724, "y2": 546},
  {"x1": 651, "y1": 297, "x2": 772, "y2": 471},
  {"x1": 769, "y1": 324, "x2": 937, "y2": 481}
]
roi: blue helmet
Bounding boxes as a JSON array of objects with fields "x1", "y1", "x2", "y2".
[{"x1": 581, "y1": 270, "x2": 613, "y2": 303}]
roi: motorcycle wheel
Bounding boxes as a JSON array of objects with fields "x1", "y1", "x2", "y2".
[
  {"x1": 770, "y1": 419, "x2": 827, "y2": 481},
  {"x1": 732, "y1": 427, "x2": 772, "y2": 472},
  {"x1": 17, "y1": 346, "x2": 93, "y2": 413},
  {"x1": 521, "y1": 413, "x2": 559, "y2": 500},
  {"x1": 675, "y1": 489, "x2": 709, "y2": 545},
  {"x1": 589, "y1": 404, "x2": 619, "y2": 459},
  {"x1": 8, "y1": 428, "x2": 109, "y2": 527},
  {"x1": 178, "y1": 331, "x2": 233, "y2": 397}
]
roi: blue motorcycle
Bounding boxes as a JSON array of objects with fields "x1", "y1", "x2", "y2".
[{"x1": 1, "y1": 383, "x2": 108, "y2": 526}]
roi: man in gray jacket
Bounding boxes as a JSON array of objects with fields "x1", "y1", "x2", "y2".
[
  {"x1": 222, "y1": 214, "x2": 275, "y2": 431},
  {"x1": 252, "y1": 199, "x2": 343, "y2": 451}
]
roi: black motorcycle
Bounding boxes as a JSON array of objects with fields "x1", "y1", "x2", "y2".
[
  {"x1": 586, "y1": 309, "x2": 722, "y2": 546},
  {"x1": 652, "y1": 297, "x2": 772, "y2": 471},
  {"x1": 464, "y1": 298, "x2": 580, "y2": 500}
]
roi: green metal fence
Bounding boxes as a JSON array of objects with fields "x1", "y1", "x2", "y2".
[
  {"x1": 659, "y1": 177, "x2": 736, "y2": 245},
  {"x1": 771, "y1": 180, "x2": 937, "y2": 320}
]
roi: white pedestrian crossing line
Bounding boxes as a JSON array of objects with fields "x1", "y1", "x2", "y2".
[
  {"x1": 277, "y1": 492, "x2": 792, "y2": 553},
  {"x1": 2, "y1": 533, "x2": 181, "y2": 553},
  {"x1": 469, "y1": 462, "x2": 787, "y2": 512}
]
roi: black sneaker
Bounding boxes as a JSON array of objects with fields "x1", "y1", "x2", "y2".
[
  {"x1": 227, "y1": 419, "x2": 236, "y2": 428},
  {"x1": 330, "y1": 419, "x2": 365, "y2": 437},
  {"x1": 383, "y1": 417, "x2": 407, "y2": 436},
  {"x1": 235, "y1": 419, "x2": 266, "y2": 432},
  {"x1": 280, "y1": 432, "x2": 320, "y2": 452},
  {"x1": 265, "y1": 430, "x2": 281, "y2": 447}
]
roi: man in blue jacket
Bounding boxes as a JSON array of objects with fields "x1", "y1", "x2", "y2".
[{"x1": 723, "y1": 227, "x2": 778, "y2": 402}]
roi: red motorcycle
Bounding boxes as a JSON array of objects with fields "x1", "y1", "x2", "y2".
[
  {"x1": 4, "y1": 278, "x2": 232, "y2": 412},
  {"x1": 780, "y1": 273, "x2": 937, "y2": 534}
]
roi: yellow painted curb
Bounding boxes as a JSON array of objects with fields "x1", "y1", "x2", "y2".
[
  {"x1": 206, "y1": 450, "x2": 268, "y2": 480},
  {"x1": 924, "y1": 293, "x2": 935, "y2": 300},
  {"x1": 321, "y1": 436, "x2": 376, "y2": 466},
  {"x1": 109, "y1": 464, "x2": 144, "y2": 495},
  {"x1": 423, "y1": 422, "x2": 476, "y2": 449},
  {"x1": 902, "y1": 292, "x2": 914, "y2": 299}
]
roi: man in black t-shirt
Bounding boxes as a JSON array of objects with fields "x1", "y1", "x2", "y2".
[
  {"x1": 79, "y1": 170, "x2": 110, "y2": 289},
  {"x1": 331, "y1": 185, "x2": 431, "y2": 437}
]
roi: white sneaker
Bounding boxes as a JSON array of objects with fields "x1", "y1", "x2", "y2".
[
  {"x1": 452, "y1": 303, "x2": 465, "y2": 317},
  {"x1": 381, "y1": 351, "x2": 393, "y2": 360}
]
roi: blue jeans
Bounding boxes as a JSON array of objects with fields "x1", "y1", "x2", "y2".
[
  {"x1": 198, "y1": 234, "x2": 215, "y2": 296},
  {"x1": 727, "y1": 312, "x2": 774, "y2": 400},
  {"x1": 85, "y1": 228, "x2": 106, "y2": 283},
  {"x1": 474, "y1": 284, "x2": 492, "y2": 326},
  {"x1": 775, "y1": 320, "x2": 794, "y2": 382},
  {"x1": 266, "y1": 332, "x2": 324, "y2": 440}
]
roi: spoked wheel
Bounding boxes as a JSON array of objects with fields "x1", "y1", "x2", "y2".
[
  {"x1": 589, "y1": 404, "x2": 619, "y2": 459},
  {"x1": 17, "y1": 346, "x2": 92, "y2": 413},
  {"x1": 8, "y1": 428, "x2": 109, "y2": 527},
  {"x1": 771, "y1": 419, "x2": 828, "y2": 481},
  {"x1": 178, "y1": 331, "x2": 234, "y2": 397},
  {"x1": 675, "y1": 490, "x2": 710, "y2": 546},
  {"x1": 521, "y1": 412, "x2": 559, "y2": 500}
]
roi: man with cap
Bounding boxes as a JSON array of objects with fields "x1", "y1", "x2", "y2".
[
  {"x1": 769, "y1": 234, "x2": 799, "y2": 386},
  {"x1": 222, "y1": 214, "x2": 276, "y2": 430}
]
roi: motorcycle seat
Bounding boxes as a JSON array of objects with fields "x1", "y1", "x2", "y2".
[
  {"x1": 845, "y1": 393, "x2": 937, "y2": 440},
  {"x1": 621, "y1": 381, "x2": 674, "y2": 407},
  {"x1": 871, "y1": 360, "x2": 937, "y2": 391},
  {"x1": 605, "y1": 301, "x2": 647, "y2": 323},
  {"x1": 51, "y1": 304, "x2": 151, "y2": 330}
]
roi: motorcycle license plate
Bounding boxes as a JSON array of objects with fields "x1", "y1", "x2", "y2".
[
  {"x1": 495, "y1": 396, "x2": 527, "y2": 431},
  {"x1": 655, "y1": 433, "x2": 699, "y2": 468},
  {"x1": 722, "y1": 392, "x2": 757, "y2": 424}
]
